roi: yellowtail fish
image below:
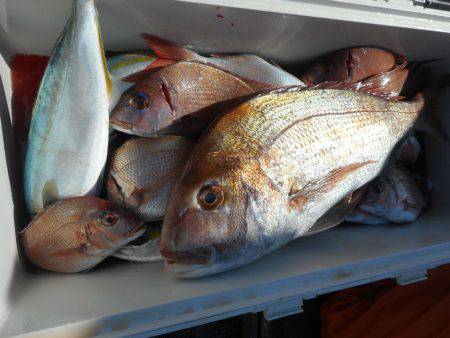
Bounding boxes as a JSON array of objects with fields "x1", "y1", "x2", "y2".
[
  {"x1": 107, "y1": 136, "x2": 194, "y2": 221},
  {"x1": 24, "y1": 0, "x2": 111, "y2": 214},
  {"x1": 160, "y1": 88, "x2": 424, "y2": 278},
  {"x1": 21, "y1": 196, "x2": 144, "y2": 273}
]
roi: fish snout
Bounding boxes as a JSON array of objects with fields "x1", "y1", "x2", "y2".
[
  {"x1": 110, "y1": 117, "x2": 135, "y2": 134},
  {"x1": 162, "y1": 246, "x2": 216, "y2": 266},
  {"x1": 111, "y1": 207, "x2": 145, "y2": 238}
]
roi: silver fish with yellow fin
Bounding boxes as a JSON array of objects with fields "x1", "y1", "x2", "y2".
[
  {"x1": 160, "y1": 88, "x2": 424, "y2": 278},
  {"x1": 24, "y1": 0, "x2": 111, "y2": 214}
]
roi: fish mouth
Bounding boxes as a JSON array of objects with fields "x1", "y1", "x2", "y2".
[
  {"x1": 110, "y1": 118, "x2": 155, "y2": 137},
  {"x1": 110, "y1": 118, "x2": 134, "y2": 133},
  {"x1": 163, "y1": 246, "x2": 216, "y2": 274},
  {"x1": 127, "y1": 224, "x2": 146, "y2": 239}
]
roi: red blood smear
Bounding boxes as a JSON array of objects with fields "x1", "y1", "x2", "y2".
[{"x1": 10, "y1": 54, "x2": 48, "y2": 165}]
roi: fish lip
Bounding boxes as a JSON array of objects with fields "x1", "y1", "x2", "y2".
[
  {"x1": 163, "y1": 246, "x2": 216, "y2": 273},
  {"x1": 165, "y1": 261, "x2": 213, "y2": 276},
  {"x1": 127, "y1": 224, "x2": 146, "y2": 239},
  {"x1": 110, "y1": 118, "x2": 134, "y2": 133},
  {"x1": 110, "y1": 118, "x2": 155, "y2": 137}
]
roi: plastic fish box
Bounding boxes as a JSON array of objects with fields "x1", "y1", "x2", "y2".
[{"x1": 1, "y1": 0, "x2": 450, "y2": 336}]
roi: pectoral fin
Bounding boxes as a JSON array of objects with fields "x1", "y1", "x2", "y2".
[
  {"x1": 288, "y1": 161, "x2": 375, "y2": 213},
  {"x1": 303, "y1": 187, "x2": 367, "y2": 236},
  {"x1": 128, "y1": 167, "x2": 183, "y2": 208}
]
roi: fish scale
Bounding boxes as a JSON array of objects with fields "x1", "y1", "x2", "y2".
[
  {"x1": 261, "y1": 112, "x2": 396, "y2": 234},
  {"x1": 161, "y1": 87, "x2": 424, "y2": 278},
  {"x1": 107, "y1": 136, "x2": 194, "y2": 221},
  {"x1": 161, "y1": 62, "x2": 256, "y2": 116},
  {"x1": 109, "y1": 58, "x2": 290, "y2": 137}
]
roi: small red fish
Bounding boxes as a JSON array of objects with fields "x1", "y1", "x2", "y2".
[
  {"x1": 110, "y1": 35, "x2": 304, "y2": 137},
  {"x1": 21, "y1": 197, "x2": 144, "y2": 273},
  {"x1": 110, "y1": 61, "x2": 269, "y2": 137}
]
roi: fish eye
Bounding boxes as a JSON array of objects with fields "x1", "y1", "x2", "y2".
[
  {"x1": 198, "y1": 185, "x2": 224, "y2": 210},
  {"x1": 129, "y1": 93, "x2": 150, "y2": 111},
  {"x1": 370, "y1": 183, "x2": 384, "y2": 195},
  {"x1": 101, "y1": 211, "x2": 118, "y2": 227}
]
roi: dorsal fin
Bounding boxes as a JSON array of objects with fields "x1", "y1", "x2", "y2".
[{"x1": 141, "y1": 34, "x2": 201, "y2": 61}]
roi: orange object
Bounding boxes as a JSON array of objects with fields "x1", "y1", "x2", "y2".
[{"x1": 321, "y1": 264, "x2": 450, "y2": 338}]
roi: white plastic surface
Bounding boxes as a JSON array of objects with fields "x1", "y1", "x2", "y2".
[
  {"x1": 0, "y1": 1, "x2": 450, "y2": 337},
  {"x1": 2, "y1": 0, "x2": 450, "y2": 63}
]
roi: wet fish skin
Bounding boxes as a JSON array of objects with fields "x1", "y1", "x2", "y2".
[
  {"x1": 107, "y1": 136, "x2": 194, "y2": 221},
  {"x1": 348, "y1": 63, "x2": 409, "y2": 99},
  {"x1": 24, "y1": 0, "x2": 111, "y2": 214},
  {"x1": 110, "y1": 61, "x2": 264, "y2": 137},
  {"x1": 300, "y1": 47, "x2": 396, "y2": 85},
  {"x1": 20, "y1": 196, "x2": 144, "y2": 273},
  {"x1": 160, "y1": 88, "x2": 424, "y2": 278},
  {"x1": 346, "y1": 166, "x2": 426, "y2": 224}
]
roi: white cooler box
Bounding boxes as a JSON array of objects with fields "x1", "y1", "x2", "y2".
[{"x1": 0, "y1": 0, "x2": 450, "y2": 337}]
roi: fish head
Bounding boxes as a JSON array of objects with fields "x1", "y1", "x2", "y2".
[
  {"x1": 356, "y1": 175, "x2": 396, "y2": 220},
  {"x1": 301, "y1": 48, "x2": 396, "y2": 85},
  {"x1": 161, "y1": 152, "x2": 282, "y2": 278},
  {"x1": 357, "y1": 167, "x2": 425, "y2": 223},
  {"x1": 110, "y1": 74, "x2": 174, "y2": 137},
  {"x1": 85, "y1": 201, "x2": 145, "y2": 253}
]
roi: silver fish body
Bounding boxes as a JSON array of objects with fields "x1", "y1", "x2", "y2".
[
  {"x1": 346, "y1": 165, "x2": 426, "y2": 224},
  {"x1": 161, "y1": 88, "x2": 424, "y2": 278},
  {"x1": 24, "y1": 0, "x2": 111, "y2": 214}
]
